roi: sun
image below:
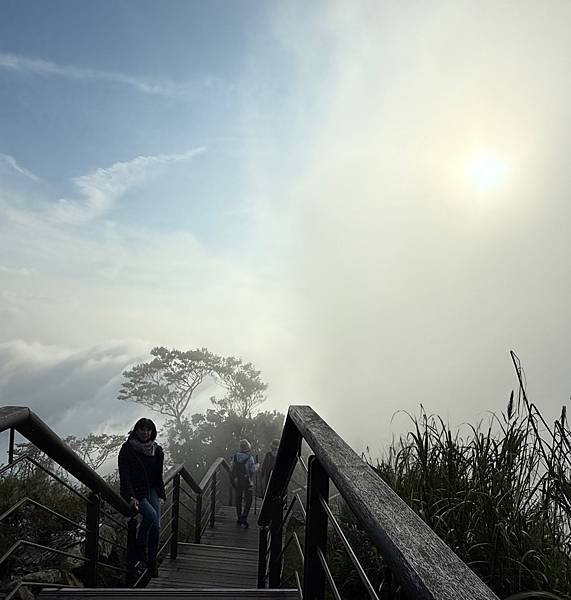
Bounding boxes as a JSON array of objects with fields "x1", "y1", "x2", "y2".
[{"x1": 467, "y1": 152, "x2": 509, "y2": 192}]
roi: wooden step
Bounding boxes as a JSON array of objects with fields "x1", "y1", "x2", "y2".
[
  {"x1": 149, "y1": 543, "x2": 258, "y2": 589},
  {"x1": 40, "y1": 589, "x2": 299, "y2": 600},
  {"x1": 199, "y1": 505, "x2": 259, "y2": 550}
]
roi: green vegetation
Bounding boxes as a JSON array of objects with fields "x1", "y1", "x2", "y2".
[{"x1": 330, "y1": 387, "x2": 571, "y2": 599}]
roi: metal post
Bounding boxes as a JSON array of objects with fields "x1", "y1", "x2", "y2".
[
  {"x1": 303, "y1": 455, "x2": 329, "y2": 600},
  {"x1": 268, "y1": 494, "x2": 285, "y2": 588},
  {"x1": 85, "y1": 492, "x2": 101, "y2": 587},
  {"x1": 257, "y1": 526, "x2": 269, "y2": 588},
  {"x1": 210, "y1": 471, "x2": 217, "y2": 528},
  {"x1": 194, "y1": 493, "x2": 202, "y2": 544},
  {"x1": 170, "y1": 473, "x2": 180, "y2": 559},
  {"x1": 8, "y1": 427, "x2": 14, "y2": 463}
]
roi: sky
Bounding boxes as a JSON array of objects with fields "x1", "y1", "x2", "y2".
[{"x1": 1, "y1": 0, "x2": 571, "y2": 456}]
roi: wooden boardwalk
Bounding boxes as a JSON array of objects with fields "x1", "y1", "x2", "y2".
[
  {"x1": 41, "y1": 505, "x2": 299, "y2": 600},
  {"x1": 200, "y1": 504, "x2": 260, "y2": 549},
  {"x1": 148, "y1": 505, "x2": 265, "y2": 590},
  {"x1": 42, "y1": 591, "x2": 299, "y2": 600}
]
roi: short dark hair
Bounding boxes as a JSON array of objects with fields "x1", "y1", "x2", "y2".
[{"x1": 130, "y1": 418, "x2": 157, "y2": 441}]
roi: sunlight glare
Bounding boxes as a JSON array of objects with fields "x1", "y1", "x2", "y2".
[{"x1": 467, "y1": 153, "x2": 509, "y2": 192}]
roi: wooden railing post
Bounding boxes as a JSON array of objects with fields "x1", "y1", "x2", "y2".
[
  {"x1": 257, "y1": 526, "x2": 269, "y2": 588},
  {"x1": 170, "y1": 473, "x2": 180, "y2": 559},
  {"x1": 85, "y1": 492, "x2": 100, "y2": 587},
  {"x1": 268, "y1": 494, "x2": 285, "y2": 588},
  {"x1": 8, "y1": 427, "x2": 14, "y2": 463},
  {"x1": 194, "y1": 493, "x2": 203, "y2": 544},
  {"x1": 210, "y1": 470, "x2": 217, "y2": 528},
  {"x1": 127, "y1": 516, "x2": 138, "y2": 586},
  {"x1": 303, "y1": 455, "x2": 329, "y2": 600}
]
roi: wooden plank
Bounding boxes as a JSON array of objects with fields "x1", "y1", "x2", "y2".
[
  {"x1": 148, "y1": 540, "x2": 258, "y2": 589},
  {"x1": 199, "y1": 506, "x2": 259, "y2": 551},
  {"x1": 282, "y1": 405, "x2": 499, "y2": 600},
  {"x1": 40, "y1": 589, "x2": 300, "y2": 600}
]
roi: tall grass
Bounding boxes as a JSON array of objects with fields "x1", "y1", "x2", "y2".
[{"x1": 369, "y1": 353, "x2": 571, "y2": 598}]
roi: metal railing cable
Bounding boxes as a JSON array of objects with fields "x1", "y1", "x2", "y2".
[
  {"x1": 0, "y1": 453, "x2": 91, "y2": 502},
  {"x1": 319, "y1": 496, "x2": 380, "y2": 600}
]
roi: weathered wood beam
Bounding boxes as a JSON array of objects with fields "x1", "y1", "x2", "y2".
[{"x1": 288, "y1": 405, "x2": 499, "y2": 600}]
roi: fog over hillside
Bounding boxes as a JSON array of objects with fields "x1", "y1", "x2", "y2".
[{"x1": 1, "y1": 1, "x2": 570, "y2": 453}]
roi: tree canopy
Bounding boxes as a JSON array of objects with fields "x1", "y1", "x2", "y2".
[
  {"x1": 118, "y1": 346, "x2": 220, "y2": 444},
  {"x1": 117, "y1": 346, "x2": 278, "y2": 467},
  {"x1": 212, "y1": 356, "x2": 268, "y2": 420}
]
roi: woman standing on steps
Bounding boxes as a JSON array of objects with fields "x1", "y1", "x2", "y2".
[{"x1": 118, "y1": 418, "x2": 166, "y2": 578}]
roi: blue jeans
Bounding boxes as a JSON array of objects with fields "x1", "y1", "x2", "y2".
[
  {"x1": 137, "y1": 487, "x2": 161, "y2": 562},
  {"x1": 235, "y1": 484, "x2": 253, "y2": 522}
]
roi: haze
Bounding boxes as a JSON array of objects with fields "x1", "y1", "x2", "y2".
[{"x1": 1, "y1": 1, "x2": 570, "y2": 453}]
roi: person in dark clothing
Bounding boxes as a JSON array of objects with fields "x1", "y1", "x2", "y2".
[
  {"x1": 260, "y1": 438, "x2": 280, "y2": 492},
  {"x1": 118, "y1": 418, "x2": 165, "y2": 578},
  {"x1": 231, "y1": 439, "x2": 257, "y2": 528}
]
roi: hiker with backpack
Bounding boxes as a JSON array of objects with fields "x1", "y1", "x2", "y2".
[{"x1": 231, "y1": 439, "x2": 257, "y2": 528}]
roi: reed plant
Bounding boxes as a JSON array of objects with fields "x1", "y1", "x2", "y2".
[{"x1": 369, "y1": 353, "x2": 571, "y2": 598}]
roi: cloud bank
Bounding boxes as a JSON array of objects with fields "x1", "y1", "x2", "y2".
[{"x1": 0, "y1": 339, "x2": 151, "y2": 437}]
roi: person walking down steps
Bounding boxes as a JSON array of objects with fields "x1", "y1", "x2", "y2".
[
  {"x1": 118, "y1": 418, "x2": 166, "y2": 578},
  {"x1": 231, "y1": 439, "x2": 257, "y2": 528},
  {"x1": 260, "y1": 438, "x2": 280, "y2": 492}
]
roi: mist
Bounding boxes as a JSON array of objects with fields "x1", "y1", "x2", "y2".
[{"x1": 1, "y1": 1, "x2": 570, "y2": 453}]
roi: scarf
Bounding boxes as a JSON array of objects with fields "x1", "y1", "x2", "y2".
[{"x1": 129, "y1": 437, "x2": 157, "y2": 456}]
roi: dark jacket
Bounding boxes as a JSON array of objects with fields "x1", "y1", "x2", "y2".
[
  {"x1": 118, "y1": 441, "x2": 166, "y2": 502},
  {"x1": 260, "y1": 450, "x2": 276, "y2": 487}
]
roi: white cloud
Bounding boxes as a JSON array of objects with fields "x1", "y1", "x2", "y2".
[
  {"x1": 0, "y1": 52, "x2": 227, "y2": 98},
  {"x1": 0, "y1": 153, "x2": 39, "y2": 181},
  {"x1": 50, "y1": 148, "x2": 205, "y2": 224},
  {"x1": 0, "y1": 265, "x2": 31, "y2": 276}
]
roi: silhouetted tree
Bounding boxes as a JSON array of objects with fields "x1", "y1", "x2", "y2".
[
  {"x1": 63, "y1": 433, "x2": 123, "y2": 471},
  {"x1": 212, "y1": 356, "x2": 268, "y2": 420},
  {"x1": 118, "y1": 346, "x2": 220, "y2": 445},
  {"x1": 167, "y1": 401, "x2": 284, "y2": 480}
]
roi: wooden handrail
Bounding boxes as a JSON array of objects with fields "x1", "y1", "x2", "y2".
[
  {"x1": 198, "y1": 456, "x2": 230, "y2": 490},
  {"x1": 259, "y1": 405, "x2": 500, "y2": 600},
  {"x1": 0, "y1": 406, "x2": 130, "y2": 516},
  {"x1": 163, "y1": 463, "x2": 202, "y2": 494}
]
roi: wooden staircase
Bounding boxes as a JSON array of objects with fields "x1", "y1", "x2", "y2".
[
  {"x1": 39, "y1": 506, "x2": 299, "y2": 600},
  {"x1": 151, "y1": 543, "x2": 259, "y2": 589},
  {"x1": 40, "y1": 590, "x2": 299, "y2": 600}
]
